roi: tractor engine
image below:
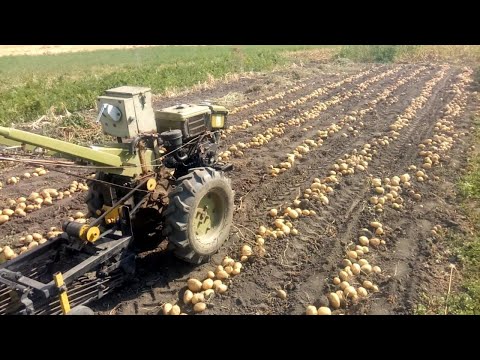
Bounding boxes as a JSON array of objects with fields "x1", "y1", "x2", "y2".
[
  {"x1": 0, "y1": 86, "x2": 234, "y2": 315},
  {"x1": 96, "y1": 87, "x2": 227, "y2": 174},
  {"x1": 88, "y1": 87, "x2": 233, "y2": 262},
  {"x1": 155, "y1": 103, "x2": 226, "y2": 173}
]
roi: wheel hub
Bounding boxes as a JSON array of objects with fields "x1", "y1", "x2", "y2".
[{"x1": 194, "y1": 191, "x2": 223, "y2": 244}]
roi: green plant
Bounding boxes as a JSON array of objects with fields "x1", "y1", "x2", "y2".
[
  {"x1": 338, "y1": 45, "x2": 400, "y2": 63},
  {"x1": 0, "y1": 46, "x2": 317, "y2": 126}
]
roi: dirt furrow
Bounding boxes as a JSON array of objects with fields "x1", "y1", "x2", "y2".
[
  {"x1": 2, "y1": 60, "x2": 475, "y2": 316},
  {"x1": 288, "y1": 66, "x2": 471, "y2": 315},
  {"x1": 287, "y1": 66, "x2": 457, "y2": 315},
  {"x1": 219, "y1": 66, "x2": 407, "y2": 164},
  {"x1": 201, "y1": 66, "x2": 450, "y2": 314},
  {"x1": 219, "y1": 66, "x2": 385, "y2": 141}
]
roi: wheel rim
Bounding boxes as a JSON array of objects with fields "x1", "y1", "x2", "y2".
[{"x1": 193, "y1": 189, "x2": 224, "y2": 245}]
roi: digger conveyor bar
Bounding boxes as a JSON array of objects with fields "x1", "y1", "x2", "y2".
[{"x1": 0, "y1": 230, "x2": 134, "y2": 315}]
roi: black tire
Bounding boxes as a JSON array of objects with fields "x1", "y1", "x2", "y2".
[{"x1": 163, "y1": 167, "x2": 234, "y2": 264}]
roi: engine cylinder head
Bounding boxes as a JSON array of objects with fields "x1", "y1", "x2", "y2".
[{"x1": 160, "y1": 130, "x2": 183, "y2": 152}]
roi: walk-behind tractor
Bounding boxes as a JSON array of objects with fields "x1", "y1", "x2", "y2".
[{"x1": 0, "y1": 86, "x2": 234, "y2": 315}]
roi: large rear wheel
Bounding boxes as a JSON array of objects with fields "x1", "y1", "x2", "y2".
[{"x1": 163, "y1": 168, "x2": 234, "y2": 264}]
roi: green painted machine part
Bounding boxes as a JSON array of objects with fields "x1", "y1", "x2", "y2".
[
  {"x1": 0, "y1": 127, "x2": 123, "y2": 167},
  {"x1": 0, "y1": 86, "x2": 235, "y2": 315},
  {"x1": 155, "y1": 103, "x2": 228, "y2": 139},
  {"x1": 0, "y1": 87, "x2": 228, "y2": 177},
  {"x1": 0, "y1": 86, "x2": 233, "y2": 256},
  {"x1": 0, "y1": 134, "x2": 57, "y2": 155}
]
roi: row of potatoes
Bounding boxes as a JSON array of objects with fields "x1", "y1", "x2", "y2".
[
  {"x1": 0, "y1": 181, "x2": 88, "y2": 225},
  {"x1": 229, "y1": 83, "x2": 307, "y2": 115},
  {"x1": 1, "y1": 177, "x2": 91, "y2": 264},
  {"x1": 304, "y1": 66, "x2": 465, "y2": 314},
  {"x1": 0, "y1": 210, "x2": 89, "y2": 264},
  {"x1": 219, "y1": 68, "x2": 375, "y2": 152},
  {"x1": 162, "y1": 255, "x2": 245, "y2": 315},
  {"x1": 195, "y1": 66, "x2": 462, "y2": 316},
  {"x1": 5, "y1": 167, "x2": 48, "y2": 186},
  {"x1": 300, "y1": 67, "x2": 450, "y2": 314},
  {"x1": 0, "y1": 226, "x2": 63, "y2": 264},
  {"x1": 270, "y1": 65, "x2": 422, "y2": 177},
  {"x1": 167, "y1": 68, "x2": 417, "y2": 315},
  {"x1": 0, "y1": 167, "x2": 48, "y2": 191}
]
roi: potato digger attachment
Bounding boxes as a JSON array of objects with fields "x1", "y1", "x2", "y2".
[{"x1": 0, "y1": 87, "x2": 234, "y2": 315}]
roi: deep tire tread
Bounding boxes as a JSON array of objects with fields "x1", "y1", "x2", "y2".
[{"x1": 163, "y1": 167, "x2": 234, "y2": 264}]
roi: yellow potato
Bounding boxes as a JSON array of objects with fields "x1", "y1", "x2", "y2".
[
  {"x1": 203, "y1": 289, "x2": 215, "y2": 300},
  {"x1": 32, "y1": 233, "x2": 42, "y2": 241},
  {"x1": 202, "y1": 278, "x2": 214, "y2": 290},
  {"x1": 212, "y1": 280, "x2": 223, "y2": 289},
  {"x1": 163, "y1": 303, "x2": 173, "y2": 315},
  {"x1": 0, "y1": 215, "x2": 9, "y2": 224},
  {"x1": 277, "y1": 289, "x2": 287, "y2": 299},
  {"x1": 183, "y1": 290, "x2": 194, "y2": 304},
  {"x1": 306, "y1": 306, "x2": 318, "y2": 315},
  {"x1": 187, "y1": 278, "x2": 203, "y2": 292},
  {"x1": 241, "y1": 245, "x2": 253, "y2": 256},
  {"x1": 216, "y1": 284, "x2": 228, "y2": 294},
  {"x1": 28, "y1": 241, "x2": 39, "y2": 249},
  {"x1": 170, "y1": 305, "x2": 181, "y2": 315},
  {"x1": 317, "y1": 307, "x2": 332, "y2": 315},
  {"x1": 191, "y1": 293, "x2": 205, "y2": 305},
  {"x1": 216, "y1": 270, "x2": 229, "y2": 280},
  {"x1": 193, "y1": 302, "x2": 206, "y2": 313},
  {"x1": 328, "y1": 293, "x2": 341, "y2": 309},
  {"x1": 363, "y1": 280, "x2": 374, "y2": 289},
  {"x1": 74, "y1": 211, "x2": 85, "y2": 219},
  {"x1": 2, "y1": 246, "x2": 15, "y2": 260}
]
